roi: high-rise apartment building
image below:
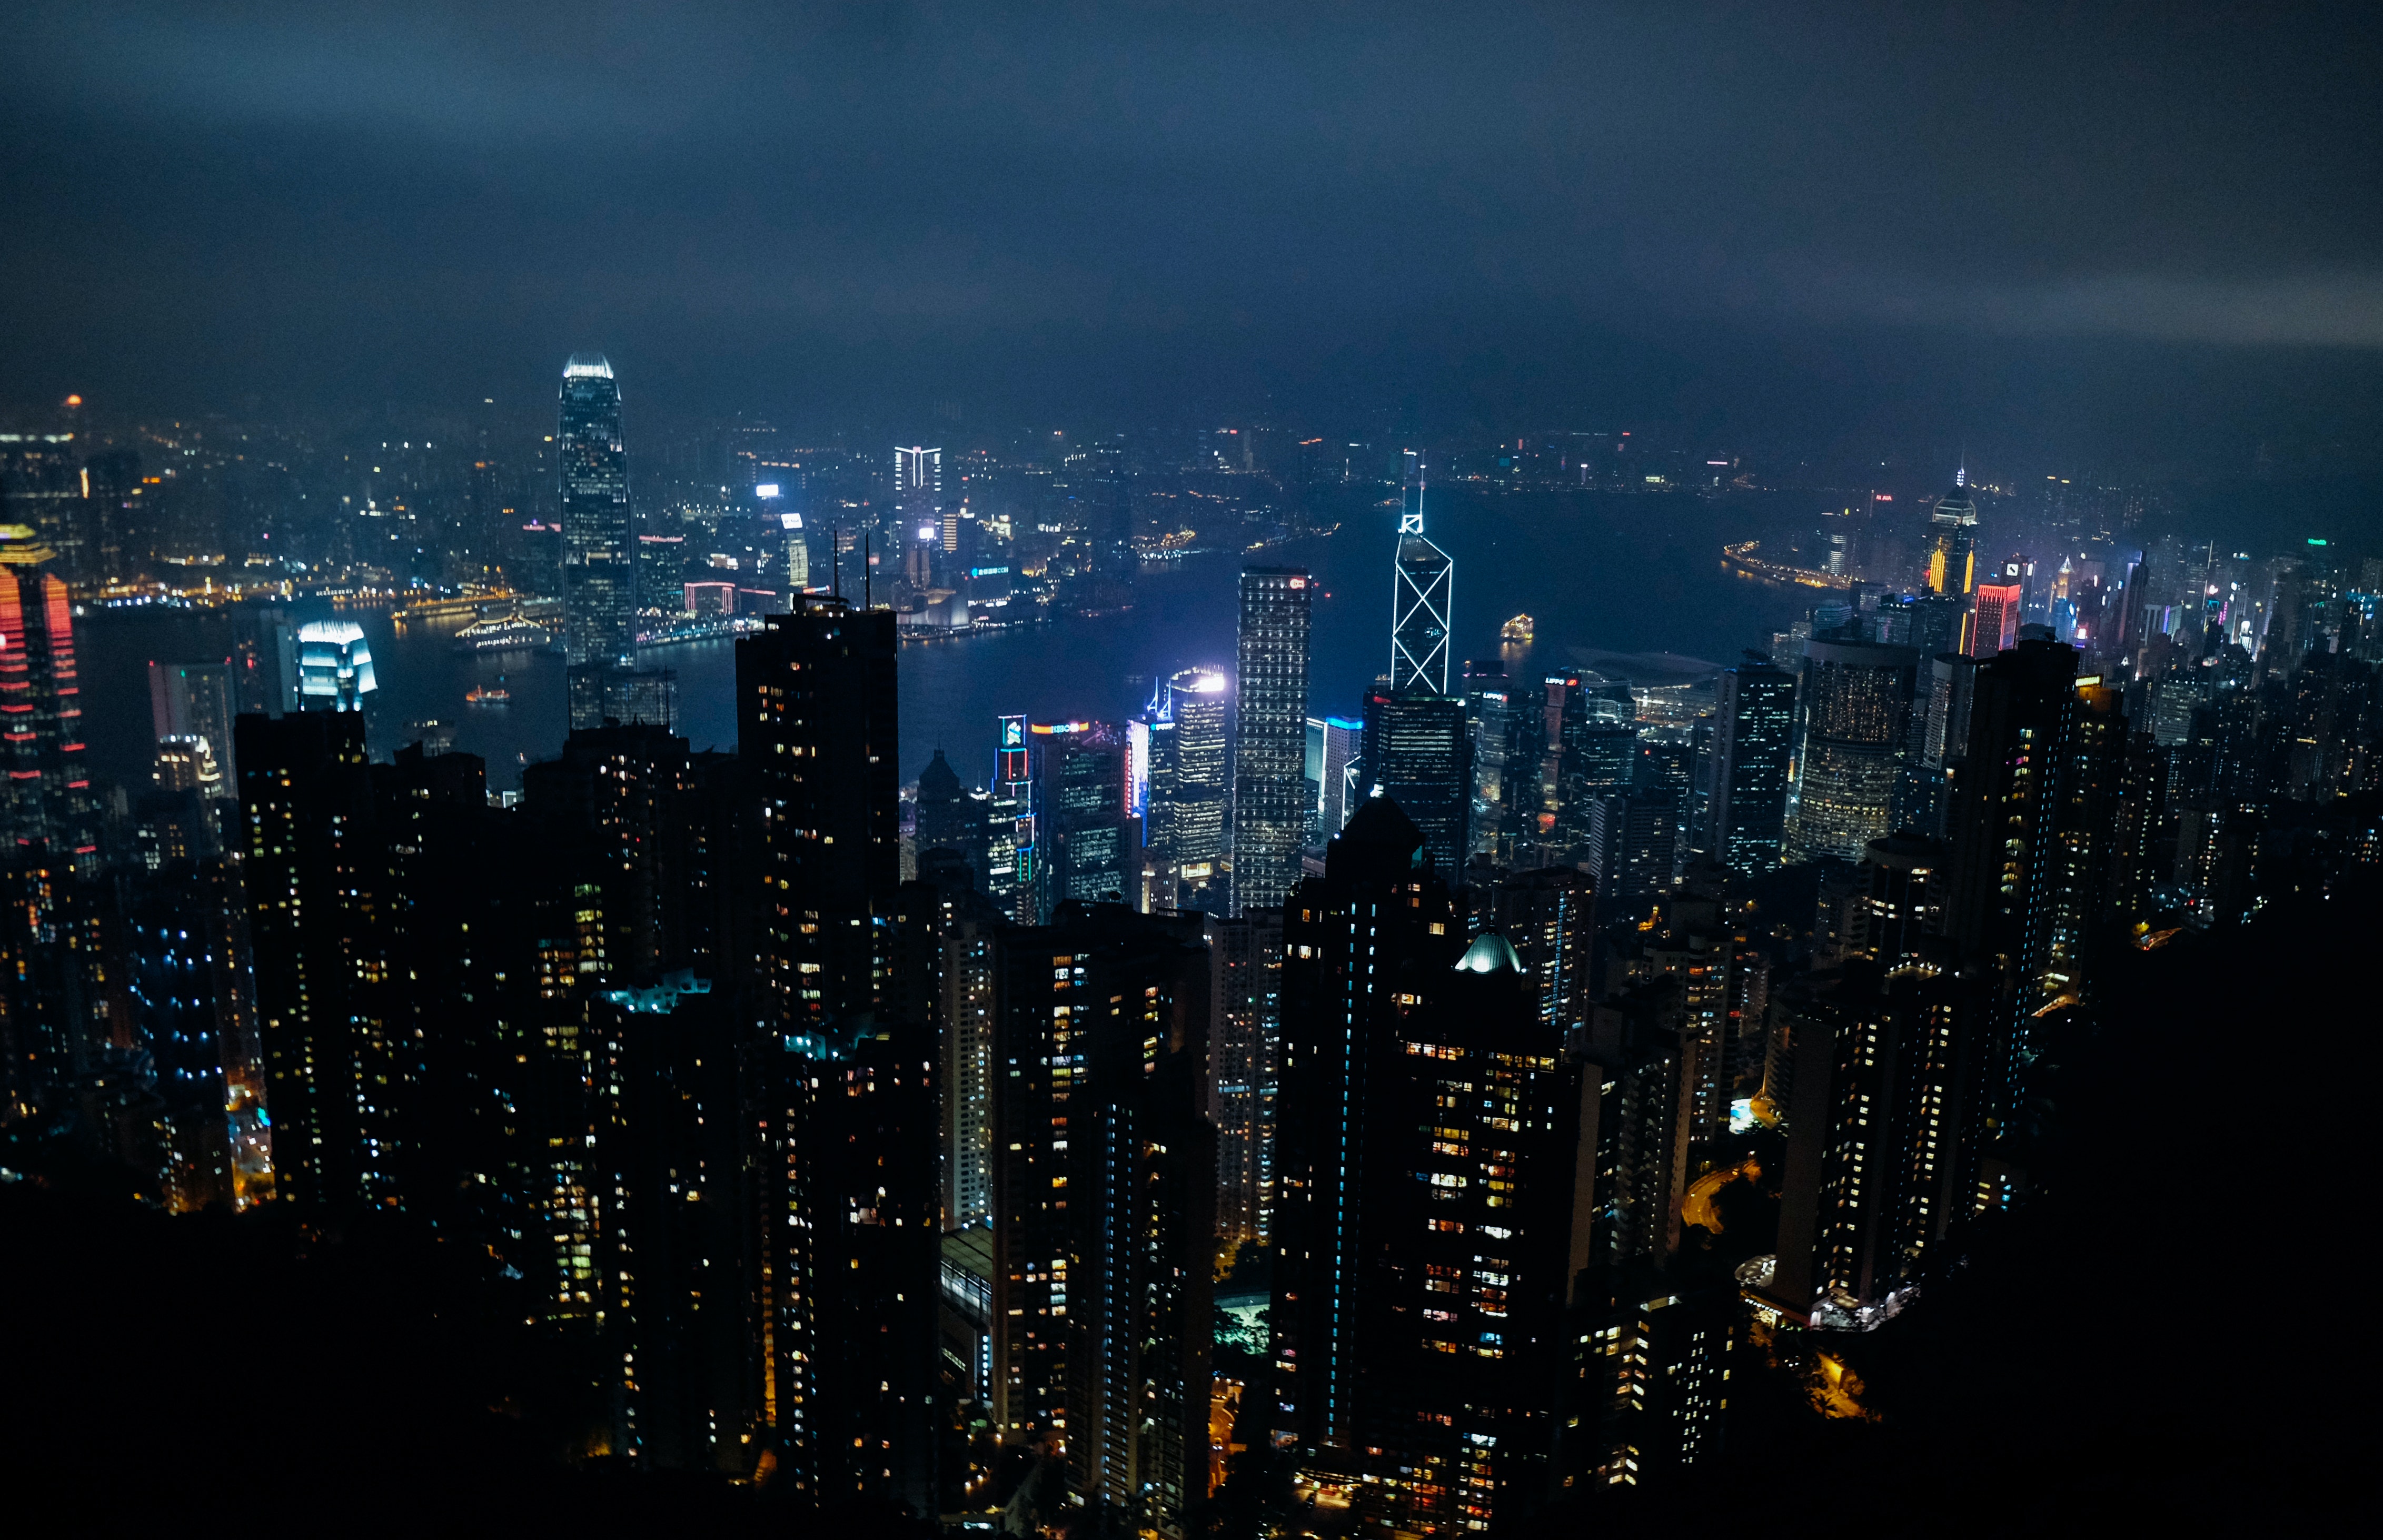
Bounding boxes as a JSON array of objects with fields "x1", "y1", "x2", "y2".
[
  {"x1": 235, "y1": 710, "x2": 394, "y2": 1210},
  {"x1": 737, "y1": 597, "x2": 901, "y2": 1032},
  {"x1": 1212, "y1": 907, "x2": 1283, "y2": 1245},
  {"x1": 988, "y1": 905, "x2": 1215, "y2": 1536},
  {"x1": 1707, "y1": 656, "x2": 1796, "y2": 877},
  {"x1": 560, "y1": 355, "x2": 634, "y2": 681},
  {"x1": 1230, "y1": 568, "x2": 1312, "y2": 913}
]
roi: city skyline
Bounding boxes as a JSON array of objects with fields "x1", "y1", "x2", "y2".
[{"x1": 5, "y1": 6, "x2": 2379, "y2": 1536}]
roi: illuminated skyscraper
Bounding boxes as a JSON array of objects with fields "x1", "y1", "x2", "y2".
[
  {"x1": 1231, "y1": 568, "x2": 1312, "y2": 912},
  {"x1": 295, "y1": 621, "x2": 377, "y2": 711},
  {"x1": 0, "y1": 525, "x2": 98, "y2": 874},
  {"x1": 560, "y1": 355, "x2": 633, "y2": 674},
  {"x1": 1390, "y1": 452, "x2": 1453, "y2": 697},
  {"x1": 1146, "y1": 668, "x2": 1230, "y2": 912},
  {"x1": 1783, "y1": 636, "x2": 1919, "y2": 864},
  {"x1": 1925, "y1": 473, "x2": 1979, "y2": 598},
  {"x1": 1971, "y1": 582, "x2": 2023, "y2": 657}
]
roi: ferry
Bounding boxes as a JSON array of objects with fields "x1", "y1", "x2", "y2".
[
  {"x1": 1502, "y1": 613, "x2": 1535, "y2": 642},
  {"x1": 452, "y1": 614, "x2": 555, "y2": 653},
  {"x1": 465, "y1": 684, "x2": 511, "y2": 707}
]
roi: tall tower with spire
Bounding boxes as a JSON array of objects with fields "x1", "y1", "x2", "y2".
[
  {"x1": 1926, "y1": 465, "x2": 1979, "y2": 598},
  {"x1": 1390, "y1": 450, "x2": 1453, "y2": 696},
  {"x1": 1366, "y1": 452, "x2": 1469, "y2": 881}
]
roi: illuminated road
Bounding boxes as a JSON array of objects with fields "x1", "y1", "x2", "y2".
[{"x1": 1681, "y1": 1158, "x2": 1760, "y2": 1233}]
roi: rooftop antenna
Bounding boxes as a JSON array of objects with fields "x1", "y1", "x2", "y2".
[
  {"x1": 864, "y1": 533, "x2": 872, "y2": 609},
  {"x1": 831, "y1": 525, "x2": 841, "y2": 600},
  {"x1": 1956, "y1": 444, "x2": 1968, "y2": 489}
]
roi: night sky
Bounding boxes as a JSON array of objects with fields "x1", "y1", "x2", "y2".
[{"x1": 7, "y1": 2, "x2": 2382, "y2": 466}]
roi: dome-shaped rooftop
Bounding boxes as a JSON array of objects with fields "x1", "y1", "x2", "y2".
[{"x1": 1455, "y1": 932, "x2": 1525, "y2": 974}]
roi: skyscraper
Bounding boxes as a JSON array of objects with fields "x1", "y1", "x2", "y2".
[
  {"x1": 1707, "y1": 655, "x2": 1796, "y2": 877},
  {"x1": 1783, "y1": 635, "x2": 1919, "y2": 863},
  {"x1": 988, "y1": 905, "x2": 1215, "y2": 1533},
  {"x1": 1360, "y1": 682, "x2": 1473, "y2": 886},
  {"x1": 1305, "y1": 714, "x2": 1362, "y2": 844},
  {"x1": 1971, "y1": 581, "x2": 2023, "y2": 658},
  {"x1": 0, "y1": 525, "x2": 98, "y2": 875},
  {"x1": 235, "y1": 710, "x2": 394, "y2": 1210},
  {"x1": 737, "y1": 596, "x2": 901, "y2": 1033},
  {"x1": 1030, "y1": 721, "x2": 1136, "y2": 918},
  {"x1": 1390, "y1": 455, "x2": 1454, "y2": 697},
  {"x1": 1145, "y1": 668, "x2": 1229, "y2": 912},
  {"x1": 1273, "y1": 802, "x2": 1597, "y2": 1532},
  {"x1": 1926, "y1": 474, "x2": 1979, "y2": 598},
  {"x1": 1230, "y1": 568, "x2": 1312, "y2": 913},
  {"x1": 148, "y1": 662, "x2": 237, "y2": 792},
  {"x1": 295, "y1": 621, "x2": 378, "y2": 711},
  {"x1": 561, "y1": 354, "x2": 633, "y2": 721}
]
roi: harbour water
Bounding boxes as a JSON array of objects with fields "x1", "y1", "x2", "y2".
[{"x1": 77, "y1": 488, "x2": 1816, "y2": 793}]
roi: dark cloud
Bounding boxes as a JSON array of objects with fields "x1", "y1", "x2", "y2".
[{"x1": 6, "y1": 1, "x2": 2382, "y2": 459}]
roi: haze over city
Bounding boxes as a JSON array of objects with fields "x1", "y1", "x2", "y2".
[{"x1": 2, "y1": 6, "x2": 2376, "y2": 1537}]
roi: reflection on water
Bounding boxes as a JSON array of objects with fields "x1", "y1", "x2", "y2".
[{"x1": 78, "y1": 489, "x2": 1814, "y2": 793}]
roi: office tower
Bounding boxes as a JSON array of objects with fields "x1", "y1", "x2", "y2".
[
  {"x1": 560, "y1": 354, "x2": 633, "y2": 671},
  {"x1": 781, "y1": 510, "x2": 811, "y2": 592},
  {"x1": 1472, "y1": 864, "x2": 1593, "y2": 1040},
  {"x1": 0, "y1": 525, "x2": 100, "y2": 875},
  {"x1": 1707, "y1": 655, "x2": 1796, "y2": 877},
  {"x1": 1231, "y1": 568, "x2": 1313, "y2": 913},
  {"x1": 1586, "y1": 789, "x2": 1682, "y2": 906},
  {"x1": 893, "y1": 445, "x2": 942, "y2": 525},
  {"x1": 1925, "y1": 474, "x2": 1979, "y2": 597},
  {"x1": 986, "y1": 714, "x2": 1035, "y2": 923},
  {"x1": 1031, "y1": 721, "x2": 1135, "y2": 917},
  {"x1": 988, "y1": 905, "x2": 1215, "y2": 1536},
  {"x1": 148, "y1": 662, "x2": 238, "y2": 790},
  {"x1": 1212, "y1": 908, "x2": 1283, "y2": 1245},
  {"x1": 1463, "y1": 659, "x2": 1520, "y2": 857},
  {"x1": 1554, "y1": 677, "x2": 1636, "y2": 844},
  {"x1": 235, "y1": 710, "x2": 394, "y2": 1210},
  {"x1": 566, "y1": 663, "x2": 676, "y2": 734},
  {"x1": 1305, "y1": 714, "x2": 1361, "y2": 842},
  {"x1": 295, "y1": 620, "x2": 377, "y2": 710},
  {"x1": 737, "y1": 597, "x2": 901, "y2": 1032},
  {"x1": 914, "y1": 747, "x2": 987, "y2": 881},
  {"x1": 1390, "y1": 459, "x2": 1453, "y2": 697},
  {"x1": 236, "y1": 607, "x2": 302, "y2": 716},
  {"x1": 1971, "y1": 581, "x2": 2022, "y2": 657},
  {"x1": 1761, "y1": 962, "x2": 1971, "y2": 1329},
  {"x1": 1145, "y1": 669, "x2": 1229, "y2": 912},
  {"x1": 1784, "y1": 635, "x2": 1919, "y2": 863},
  {"x1": 1359, "y1": 682, "x2": 1473, "y2": 885}
]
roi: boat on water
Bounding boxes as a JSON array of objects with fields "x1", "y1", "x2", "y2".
[
  {"x1": 465, "y1": 684, "x2": 511, "y2": 706},
  {"x1": 452, "y1": 613, "x2": 555, "y2": 653}
]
